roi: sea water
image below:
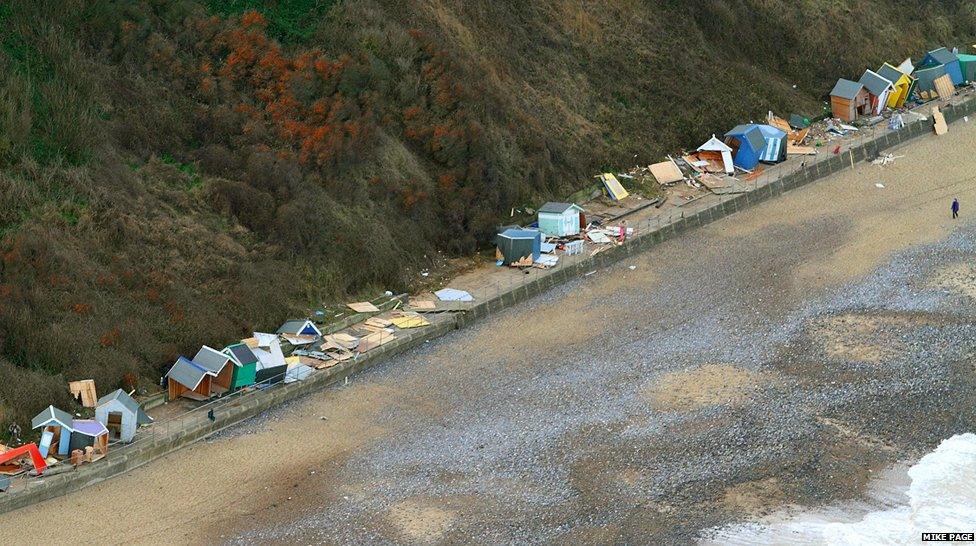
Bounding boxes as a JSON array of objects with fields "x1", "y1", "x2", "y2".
[{"x1": 703, "y1": 433, "x2": 976, "y2": 545}]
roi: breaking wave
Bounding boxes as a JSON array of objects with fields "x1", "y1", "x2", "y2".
[{"x1": 703, "y1": 433, "x2": 976, "y2": 545}]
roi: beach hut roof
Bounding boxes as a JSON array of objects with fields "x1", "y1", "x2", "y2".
[
  {"x1": 166, "y1": 356, "x2": 213, "y2": 390},
  {"x1": 859, "y1": 69, "x2": 894, "y2": 95},
  {"x1": 225, "y1": 343, "x2": 259, "y2": 366},
  {"x1": 830, "y1": 79, "x2": 864, "y2": 100},
  {"x1": 31, "y1": 405, "x2": 74, "y2": 431},
  {"x1": 538, "y1": 202, "x2": 582, "y2": 214},
  {"x1": 926, "y1": 47, "x2": 958, "y2": 65},
  {"x1": 70, "y1": 419, "x2": 108, "y2": 438},
  {"x1": 726, "y1": 125, "x2": 766, "y2": 152},
  {"x1": 698, "y1": 135, "x2": 732, "y2": 152}
]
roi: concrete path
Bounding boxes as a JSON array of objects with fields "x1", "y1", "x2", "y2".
[{"x1": 3, "y1": 123, "x2": 976, "y2": 544}]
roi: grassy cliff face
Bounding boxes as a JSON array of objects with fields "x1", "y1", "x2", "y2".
[{"x1": 0, "y1": 0, "x2": 973, "y2": 426}]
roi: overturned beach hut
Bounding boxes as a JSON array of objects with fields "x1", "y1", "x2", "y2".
[
  {"x1": 858, "y1": 69, "x2": 895, "y2": 115},
  {"x1": 920, "y1": 47, "x2": 962, "y2": 85},
  {"x1": 95, "y1": 389, "x2": 152, "y2": 443},
  {"x1": 724, "y1": 125, "x2": 766, "y2": 170},
  {"x1": 829, "y1": 79, "x2": 870, "y2": 123},
  {"x1": 877, "y1": 63, "x2": 915, "y2": 108},
  {"x1": 537, "y1": 202, "x2": 583, "y2": 237},
  {"x1": 496, "y1": 229, "x2": 542, "y2": 265}
]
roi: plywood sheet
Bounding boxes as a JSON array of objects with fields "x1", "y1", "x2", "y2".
[
  {"x1": 932, "y1": 107, "x2": 948, "y2": 135},
  {"x1": 649, "y1": 160, "x2": 683, "y2": 184},
  {"x1": 357, "y1": 331, "x2": 396, "y2": 353},
  {"x1": 347, "y1": 301, "x2": 380, "y2": 313}
]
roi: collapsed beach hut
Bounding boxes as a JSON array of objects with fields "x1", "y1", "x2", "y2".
[
  {"x1": 724, "y1": 125, "x2": 766, "y2": 170},
  {"x1": 95, "y1": 389, "x2": 152, "y2": 443},
  {"x1": 755, "y1": 125, "x2": 788, "y2": 164},
  {"x1": 537, "y1": 202, "x2": 583, "y2": 237},
  {"x1": 696, "y1": 136, "x2": 734, "y2": 175},
  {"x1": 276, "y1": 319, "x2": 322, "y2": 338},
  {"x1": 251, "y1": 333, "x2": 288, "y2": 385},
  {"x1": 192, "y1": 345, "x2": 235, "y2": 394},
  {"x1": 913, "y1": 64, "x2": 948, "y2": 93},
  {"x1": 223, "y1": 342, "x2": 259, "y2": 390},
  {"x1": 958, "y1": 53, "x2": 976, "y2": 83},
  {"x1": 829, "y1": 79, "x2": 870, "y2": 122},
  {"x1": 877, "y1": 63, "x2": 915, "y2": 108},
  {"x1": 69, "y1": 419, "x2": 109, "y2": 460},
  {"x1": 920, "y1": 47, "x2": 962, "y2": 85},
  {"x1": 166, "y1": 356, "x2": 215, "y2": 401},
  {"x1": 496, "y1": 229, "x2": 542, "y2": 265},
  {"x1": 31, "y1": 405, "x2": 74, "y2": 457},
  {"x1": 858, "y1": 69, "x2": 895, "y2": 115}
]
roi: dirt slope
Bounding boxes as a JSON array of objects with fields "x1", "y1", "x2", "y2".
[{"x1": 0, "y1": 0, "x2": 973, "y2": 426}]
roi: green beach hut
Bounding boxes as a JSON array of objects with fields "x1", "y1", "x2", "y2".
[
  {"x1": 223, "y1": 342, "x2": 259, "y2": 390},
  {"x1": 958, "y1": 54, "x2": 976, "y2": 83}
]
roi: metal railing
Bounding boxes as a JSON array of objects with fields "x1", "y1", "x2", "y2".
[{"x1": 3, "y1": 90, "x2": 975, "y2": 499}]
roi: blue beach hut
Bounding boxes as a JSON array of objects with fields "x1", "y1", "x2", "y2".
[{"x1": 724, "y1": 125, "x2": 766, "y2": 170}]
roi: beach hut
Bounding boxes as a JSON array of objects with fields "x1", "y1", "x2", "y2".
[
  {"x1": 958, "y1": 54, "x2": 976, "y2": 83},
  {"x1": 877, "y1": 63, "x2": 915, "y2": 108},
  {"x1": 829, "y1": 79, "x2": 870, "y2": 122},
  {"x1": 31, "y1": 405, "x2": 74, "y2": 457},
  {"x1": 756, "y1": 125, "x2": 788, "y2": 164},
  {"x1": 920, "y1": 47, "x2": 963, "y2": 85},
  {"x1": 696, "y1": 136, "x2": 735, "y2": 175},
  {"x1": 223, "y1": 342, "x2": 259, "y2": 390},
  {"x1": 166, "y1": 356, "x2": 215, "y2": 401},
  {"x1": 913, "y1": 64, "x2": 949, "y2": 93},
  {"x1": 496, "y1": 229, "x2": 542, "y2": 264},
  {"x1": 724, "y1": 125, "x2": 766, "y2": 170},
  {"x1": 276, "y1": 319, "x2": 322, "y2": 337},
  {"x1": 191, "y1": 345, "x2": 235, "y2": 394},
  {"x1": 69, "y1": 419, "x2": 109, "y2": 460},
  {"x1": 95, "y1": 389, "x2": 152, "y2": 443},
  {"x1": 858, "y1": 69, "x2": 895, "y2": 115},
  {"x1": 250, "y1": 333, "x2": 288, "y2": 385},
  {"x1": 537, "y1": 202, "x2": 583, "y2": 237}
]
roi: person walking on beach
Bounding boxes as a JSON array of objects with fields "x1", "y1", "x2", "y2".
[{"x1": 952, "y1": 198, "x2": 960, "y2": 219}]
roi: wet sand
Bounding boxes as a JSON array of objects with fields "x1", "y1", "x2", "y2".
[{"x1": 3, "y1": 123, "x2": 976, "y2": 544}]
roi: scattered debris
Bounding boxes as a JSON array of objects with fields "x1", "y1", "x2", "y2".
[
  {"x1": 435, "y1": 288, "x2": 473, "y2": 302},
  {"x1": 932, "y1": 106, "x2": 948, "y2": 135}
]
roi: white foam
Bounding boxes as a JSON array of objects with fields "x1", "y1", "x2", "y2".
[{"x1": 703, "y1": 433, "x2": 976, "y2": 545}]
